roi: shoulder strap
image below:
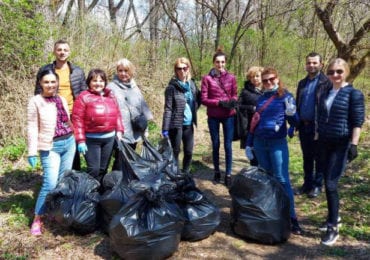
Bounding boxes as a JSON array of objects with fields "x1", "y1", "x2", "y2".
[{"x1": 257, "y1": 94, "x2": 276, "y2": 113}]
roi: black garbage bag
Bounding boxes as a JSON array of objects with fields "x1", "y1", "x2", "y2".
[
  {"x1": 229, "y1": 167, "x2": 291, "y2": 244},
  {"x1": 173, "y1": 175, "x2": 221, "y2": 241},
  {"x1": 99, "y1": 170, "x2": 135, "y2": 233},
  {"x1": 46, "y1": 170, "x2": 100, "y2": 234},
  {"x1": 109, "y1": 175, "x2": 184, "y2": 260},
  {"x1": 117, "y1": 139, "x2": 169, "y2": 183}
]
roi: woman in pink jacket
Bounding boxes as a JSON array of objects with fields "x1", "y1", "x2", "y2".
[
  {"x1": 201, "y1": 48, "x2": 238, "y2": 187},
  {"x1": 72, "y1": 69, "x2": 124, "y2": 185},
  {"x1": 27, "y1": 69, "x2": 76, "y2": 235}
]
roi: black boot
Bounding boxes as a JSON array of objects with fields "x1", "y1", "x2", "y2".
[
  {"x1": 214, "y1": 171, "x2": 221, "y2": 182},
  {"x1": 291, "y1": 217, "x2": 303, "y2": 235},
  {"x1": 224, "y1": 175, "x2": 231, "y2": 187}
]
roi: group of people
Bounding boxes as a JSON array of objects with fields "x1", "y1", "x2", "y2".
[
  {"x1": 27, "y1": 40, "x2": 153, "y2": 236},
  {"x1": 27, "y1": 41, "x2": 365, "y2": 247}
]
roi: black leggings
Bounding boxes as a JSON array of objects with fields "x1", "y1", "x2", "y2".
[{"x1": 169, "y1": 125, "x2": 194, "y2": 172}]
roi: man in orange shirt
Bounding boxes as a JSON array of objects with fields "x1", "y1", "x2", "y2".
[{"x1": 35, "y1": 39, "x2": 87, "y2": 170}]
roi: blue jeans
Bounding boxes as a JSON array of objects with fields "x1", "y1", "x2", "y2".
[
  {"x1": 36, "y1": 135, "x2": 75, "y2": 215},
  {"x1": 318, "y1": 139, "x2": 349, "y2": 226},
  {"x1": 207, "y1": 116, "x2": 234, "y2": 175},
  {"x1": 254, "y1": 136, "x2": 296, "y2": 218}
]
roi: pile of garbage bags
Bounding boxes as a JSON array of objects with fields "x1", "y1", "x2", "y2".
[{"x1": 46, "y1": 137, "x2": 220, "y2": 259}]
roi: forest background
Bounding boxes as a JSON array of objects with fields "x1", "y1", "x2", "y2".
[
  {"x1": 0, "y1": 0, "x2": 369, "y2": 145},
  {"x1": 0, "y1": 1, "x2": 369, "y2": 259}
]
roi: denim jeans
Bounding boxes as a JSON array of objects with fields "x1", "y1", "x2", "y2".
[
  {"x1": 169, "y1": 125, "x2": 194, "y2": 173},
  {"x1": 207, "y1": 116, "x2": 234, "y2": 175},
  {"x1": 36, "y1": 135, "x2": 75, "y2": 215},
  {"x1": 317, "y1": 139, "x2": 349, "y2": 226},
  {"x1": 253, "y1": 136, "x2": 297, "y2": 218},
  {"x1": 298, "y1": 124, "x2": 323, "y2": 189},
  {"x1": 85, "y1": 136, "x2": 115, "y2": 183}
]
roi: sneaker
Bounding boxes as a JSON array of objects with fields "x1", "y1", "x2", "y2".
[
  {"x1": 30, "y1": 218, "x2": 42, "y2": 236},
  {"x1": 318, "y1": 216, "x2": 342, "y2": 231},
  {"x1": 294, "y1": 185, "x2": 310, "y2": 196},
  {"x1": 321, "y1": 226, "x2": 339, "y2": 246},
  {"x1": 291, "y1": 218, "x2": 303, "y2": 235},
  {"x1": 307, "y1": 186, "x2": 322, "y2": 198}
]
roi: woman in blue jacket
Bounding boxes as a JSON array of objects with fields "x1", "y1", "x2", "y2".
[
  {"x1": 317, "y1": 58, "x2": 365, "y2": 246},
  {"x1": 247, "y1": 67, "x2": 302, "y2": 235}
]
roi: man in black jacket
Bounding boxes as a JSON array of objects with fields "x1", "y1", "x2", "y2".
[
  {"x1": 35, "y1": 39, "x2": 87, "y2": 170},
  {"x1": 294, "y1": 52, "x2": 331, "y2": 198}
]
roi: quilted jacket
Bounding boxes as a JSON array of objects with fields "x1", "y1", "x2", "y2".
[{"x1": 72, "y1": 88, "x2": 124, "y2": 143}]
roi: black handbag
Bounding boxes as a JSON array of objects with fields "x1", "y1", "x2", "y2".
[{"x1": 131, "y1": 114, "x2": 148, "y2": 132}]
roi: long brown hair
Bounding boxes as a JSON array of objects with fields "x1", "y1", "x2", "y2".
[{"x1": 261, "y1": 67, "x2": 285, "y2": 97}]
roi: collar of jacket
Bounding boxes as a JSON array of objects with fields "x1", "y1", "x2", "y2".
[
  {"x1": 244, "y1": 80, "x2": 262, "y2": 93},
  {"x1": 87, "y1": 87, "x2": 112, "y2": 96},
  {"x1": 52, "y1": 60, "x2": 73, "y2": 73}
]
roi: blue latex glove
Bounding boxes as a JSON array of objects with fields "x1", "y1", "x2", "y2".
[
  {"x1": 78, "y1": 143, "x2": 88, "y2": 155},
  {"x1": 245, "y1": 146, "x2": 254, "y2": 161},
  {"x1": 288, "y1": 126, "x2": 295, "y2": 138},
  {"x1": 28, "y1": 156, "x2": 37, "y2": 169},
  {"x1": 162, "y1": 130, "x2": 169, "y2": 138}
]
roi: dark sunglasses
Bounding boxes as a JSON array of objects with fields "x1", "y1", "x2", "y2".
[
  {"x1": 176, "y1": 66, "x2": 189, "y2": 71},
  {"x1": 327, "y1": 69, "x2": 344, "y2": 75},
  {"x1": 262, "y1": 76, "x2": 276, "y2": 84}
]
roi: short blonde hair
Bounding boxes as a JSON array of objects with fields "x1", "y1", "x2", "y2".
[
  {"x1": 327, "y1": 58, "x2": 350, "y2": 79},
  {"x1": 174, "y1": 57, "x2": 192, "y2": 80},
  {"x1": 246, "y1": 66, "x2": 264, "y2": 80},
  {"x1": 116, "y1": 58, "x2": 136, "y2": 78}
]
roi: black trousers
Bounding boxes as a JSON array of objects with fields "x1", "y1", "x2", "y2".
[
  {"x1": 85, "y1": 136, "x2": 115, "y2": 183},
  {"x1": 169, "y1": 125, "x2": 194, "y2": 173}
]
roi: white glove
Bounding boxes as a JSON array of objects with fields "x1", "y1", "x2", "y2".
[
  {"x1": 245, "y1": 146, "x2": 254, "y2": 161},
  {"x1": 285, "y1": 97, "x2": 296, "y2": 116}
]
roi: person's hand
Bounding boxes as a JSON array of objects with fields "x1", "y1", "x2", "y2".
[
  {"x1": 288, "y1": 126, "x2": 295, "y2": 138},
  {"x1": 218, "y1": 100, "x2": 228, "y2": 108},
  {"x1": 228, "y1": 99, "x2": 238, "y2": 109},
  {"x1": 245, "y1": 146, "x2": 254, "y2": 161},
  {"x1": 347, "y1": 144, "x2": 358, "y2": 162},
  {"x1": 116, "y1": 131, "x2": 123, "y2": 140},
  {"x1": 78, "y1": 143, "x2": 88, "y2": 155},
  {"x1": 285, "y1": 97, "x2": 296, "y2": 116},
  {"x1": 162, "y1": 130, "x2": 169, "y2": 138},
  {"x1": 219, "y1": 99, "x2": 237, "y2": 109},
  {"x1": 28, "y1": 156, "x2": 37, "y2": 169}
]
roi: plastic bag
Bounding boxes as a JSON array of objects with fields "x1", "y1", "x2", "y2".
[
  {"x1": 173, "y1": 175, "x2": 220, "y2": 241},
  {"x1": 99, "y1": 170, "x2": 135, "y2": 233},
  {"x1": 229, "y1": 167, "x2": 290, "y2": 244},
  {"x1": 109, "y1": 175, "x2": 184, "y2": 260},
  {"x1": 46, "y1": 170, "x2": 100, "y2": 234}
]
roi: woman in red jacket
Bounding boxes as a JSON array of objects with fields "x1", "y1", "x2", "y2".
[{"x1": 72, "y1": 69, "x2": 124, "y2": 184}]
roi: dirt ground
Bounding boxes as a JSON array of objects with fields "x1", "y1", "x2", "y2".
[{"x1": 0, "y1": 108, "x2": 369, "y2": 259}]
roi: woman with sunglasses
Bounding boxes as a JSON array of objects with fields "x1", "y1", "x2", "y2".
[
  {"x1": 248, "y1": 67, "x2": 303, "y2": 235},
  {"x1": 162, "y1": 57, "x2": 200, "y2": 174},
  {"x1": 316, "y1": 58, "x2": 364, "y2": 246},
  {"x1": 201, "y1": 47, "x2": 238, "y2": 186}
]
